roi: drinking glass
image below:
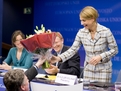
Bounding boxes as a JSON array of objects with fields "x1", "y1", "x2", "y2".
[
  {"x1": 115, "y1": 82, "x2": 121, "y2": 91},
  {"x1": 83, "y1": 79, "x2": 90, "y2": 89}
]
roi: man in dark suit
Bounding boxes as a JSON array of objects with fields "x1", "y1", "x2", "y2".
[
  {"x1": 3, "y1": 57, "x2": 46, "y2": 91},
  {"x1": 45, "y1": 32, "x2": 80, "y2": 78}
]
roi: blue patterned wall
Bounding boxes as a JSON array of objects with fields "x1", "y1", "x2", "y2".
[{"x1": 34, "y1": 0, "x2": 121, "y2": 82}]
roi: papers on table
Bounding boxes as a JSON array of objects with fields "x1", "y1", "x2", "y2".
[
  {"x1": 13, "y1": 67, "x2": 27, "y2": 72},
  {"x1": 0, "y1": 70, "x2": 7, "y2": 76},
  {"x1": 35, "y1": 74, "x2": 56, "y2": 81}
]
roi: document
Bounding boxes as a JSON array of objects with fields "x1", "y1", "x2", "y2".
[{"x1": 36, "y1": 74, "x2": 56, "y2": 81}]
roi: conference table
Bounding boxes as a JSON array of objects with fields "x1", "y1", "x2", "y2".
[
  {"x1": 30, "y1": 79, "x2": 115, "y2": 91},
  {"x1": 0, "y1": 77, "x2": 115, "y2": 91},
  {"x1": 0, "y1": 69, "x2": 115, "y2": 91}
]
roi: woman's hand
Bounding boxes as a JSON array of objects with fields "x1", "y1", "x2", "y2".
[
  {"x1": 89, "y1": 55, "x2": 102, "y2": 65},
  {"x1": 0, "y1": 62, "x2": 12, "y2": 70},
  {"x1": 49, "y1": 55, "x2": 61, "y2": 64}
]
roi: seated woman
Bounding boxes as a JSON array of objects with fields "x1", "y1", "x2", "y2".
[{"x1": 0, "y1": 30, "x2": 33, "y2": 70}]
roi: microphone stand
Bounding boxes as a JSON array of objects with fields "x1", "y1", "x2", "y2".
[{"x1": 78, "y1": 62, "x2": 88, "y2": 83}]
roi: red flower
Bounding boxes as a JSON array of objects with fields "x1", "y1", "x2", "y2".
[{"x1": 20, "y1": 32, "x2": 56, "y2": 52}]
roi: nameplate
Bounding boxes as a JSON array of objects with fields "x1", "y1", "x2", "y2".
[
  {"x1": 13, "y1": 67, "x2": 27, "y2": 72},
  {"x1": 55, "y1": 73, "x2": 77, "y2": 85}
]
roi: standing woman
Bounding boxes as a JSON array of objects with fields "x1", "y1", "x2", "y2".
[
  {"x1": 50, "y1": 6, "x2": 118, "y2": 82},
  {"x1": 0, "y1": 30, "x2": 33, "y2": 70}
]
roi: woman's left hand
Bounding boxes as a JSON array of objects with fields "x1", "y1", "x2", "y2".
[{"x1": 89, "y1": 55, "x2": 102, "y2": 65}]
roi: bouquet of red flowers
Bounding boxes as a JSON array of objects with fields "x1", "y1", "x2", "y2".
[{"x1": 20, "y1": 24, "x2": 56, "y2": 69}]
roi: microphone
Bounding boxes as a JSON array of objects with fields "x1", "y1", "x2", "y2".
[{"x1": 78, "y1": 62, "x2": 88, "y2": 83}]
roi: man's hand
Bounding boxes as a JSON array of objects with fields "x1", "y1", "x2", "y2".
[
  {"x1": 49, "y1": 55, "x2": 61, "y2": 64},
  {"x1": 89, "y1": 55, "x2": 102, "y2": 65},
  {"x1": 44, "y1": 64, "x2": 59, "y2": 74}
]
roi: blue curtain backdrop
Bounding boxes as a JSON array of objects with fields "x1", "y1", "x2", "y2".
[
  {"x1": 33, "y1": 0, "x2": 121, "y2": 82},
  {"x1": 0, "y1": 0, "x2": 3, "y2": 64}
]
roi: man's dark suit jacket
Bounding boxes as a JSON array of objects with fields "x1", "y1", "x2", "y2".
[
  {"x1": 25, "y1": 66, "x2": 38, "y2": 81},
  {"x1": 53, "y1": 45, "x2": 80, "y2": 78}
]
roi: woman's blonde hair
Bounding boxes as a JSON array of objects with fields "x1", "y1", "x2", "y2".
[{"x1": 79, "y1": 6, "x2": 99, "y2": 21}]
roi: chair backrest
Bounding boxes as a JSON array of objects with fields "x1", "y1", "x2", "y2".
[
  {"x1": 0, "y1": 56, "x2": 6, "y2": 64},
  {"x1": 80, "y1": 66, "x2": 84, "y2": 78},
  {"x1": 116, "y1": 70, "x2": 121, "y2": 82}
]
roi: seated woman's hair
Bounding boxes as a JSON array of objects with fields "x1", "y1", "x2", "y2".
[{"x1": 11, "y1": 30, "x2": 25, "y2": 47}]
